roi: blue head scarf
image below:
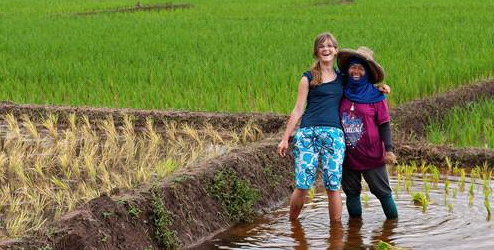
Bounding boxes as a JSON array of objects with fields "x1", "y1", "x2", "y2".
[{"x1": 343, "y1": 58, "x2": 385, "y2": 103}]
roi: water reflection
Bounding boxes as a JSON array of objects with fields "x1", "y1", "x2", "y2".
[
  {"x1": 327, "y1": 221, "x2": 343, "y2": 250},
  {"x1": 196, "y1": 173, "x2": 494, "y2": 250},
  {"x1": 290, "y1": 219, "x2": 308, "y2": 250},
  {"x1": 289, "y1": 216, "x2": 399, "y2": 250}
]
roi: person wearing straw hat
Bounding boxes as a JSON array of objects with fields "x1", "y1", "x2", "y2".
[{"x1": 337, "y1": 46, "x2": 398, "y2": 219}]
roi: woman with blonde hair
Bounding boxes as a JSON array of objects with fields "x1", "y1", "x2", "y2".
[{"x1": 278, "y1": 32, "x2": 346, "y2": 222}]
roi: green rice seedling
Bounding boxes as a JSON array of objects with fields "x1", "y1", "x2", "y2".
[
  {"x1": 469, "y1": 183, "x2": 475, "y2": 206},
  {"x1": 480, "y1": 163, "x2": 492, "y2": 195},
  {"x1": 404, "y1": 164, "x2": 416, "y2": 193},
  {"x1": 391, "y1": 164, "x2": 402, "y2": 197},
  {"x1": 445, "y1": 157, "x2": 453, "y2": 175},
  {"x1": 430, "y1": 165, "x2": 440, "y2": 188},
  {"x1": 471, "y1": 166, "x2": 481, "y2": 181},
  {"x1": 424, "y1": 182, "x2": 431, "y2": 201},
  {"x1": 420, "y1": 162, "x2": 429, "y2": 179},
  {"x1": 405, "y1": 163, "x2": 417, "y2": 179},
  {"x1": 362, "y1": 193, "x2": 369, "y2": 207},
  {"x1": 412, "y1": 192, "x2": 428, "y2": 212},
  {"x1": 444, "y1": 178, "x2": 450, "y2": 195},
  {"x1": 459, "y1": 168, "x2": 466, "y2": 193},
  {"x1": 307, "y1": 186, "x2": 315, "y2": 202},
  {"x1": 447, "y1": 203, "x2": 454, "y2": 213},
  {"x1": 404, "y1": 178, "x2": 413, "y2": 194},
  {"x1": 484, "y1": 186, "x2": 491, "y2": 220},
  {"x1": 375, "y1": 240, "x2": 409, "y2": 250},
  {"x1": 376, "y1": 240, "x2": 393, "y2": 250},
  {"x1": 452, "y1": 166, "x2": 461, "y2": 176}
]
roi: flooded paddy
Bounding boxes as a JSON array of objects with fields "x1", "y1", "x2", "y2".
[{"x1": 195, "y1": 165, "x2": 494, "y2": 250}]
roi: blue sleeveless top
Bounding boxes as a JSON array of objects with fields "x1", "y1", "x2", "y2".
[{"x1": 299, "y1": 71, "x2": 344, "y2": 129}]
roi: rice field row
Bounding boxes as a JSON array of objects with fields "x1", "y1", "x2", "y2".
[
  {"x1": 1, "y1": 0, "x2": 493, "y2": 113},
  {"x1": 427, "y1": 98, "x2": 494, "y2": 149},
  {"x1": 389, "y1": 160, "x2": 492, "y2": 218}
]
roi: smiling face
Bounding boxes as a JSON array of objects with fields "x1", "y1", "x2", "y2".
[
  {"x1": 313, "y1": 33, "x2": 338, "y2": 64},
  {"x1": 348, "y1": 63, "x2": 366, "y2": 80},
  {"x1": 316, "y1": 39, "x2": 338, "y2": 63}
]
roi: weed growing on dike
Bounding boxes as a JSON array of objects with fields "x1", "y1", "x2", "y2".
[
  {"x1": 151, "y1": 185, "x2": 181, "y2": 249},
  {"x1": 208, "y1": 168, "x2": 261, "y2": 223},
  {"x1": 0, "y1": 113, "x2": 264, "y2": 238}
]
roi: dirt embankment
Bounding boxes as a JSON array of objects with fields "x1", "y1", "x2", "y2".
[{"x1": 1, "y1": 79, "x2": 494, "y2": 250}]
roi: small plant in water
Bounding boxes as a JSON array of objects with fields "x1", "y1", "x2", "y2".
[
  {"x1": 376, "y1": 240, "x2": 405, "y2": 250},
  {"x1": 459, "y1": 168, "x2": 466, "y2": 192},
  {"x1": 362, "y1": 193, "x2": 369, "y2": 207},
  {"x1": 430, "y1": 165, "x2": 440, "y2": 188},
  {"x1": 447, "y1": 203, "x2": 454, "y2": 213},
  {"x1": 484, "y1": 187, "x2": 491, "y2": 218},
  {"x1": 469, "y1": 181, "x2": 475, "y2": 206},
  {"x1": 307, "y1": 186, "x2": 315, "y2": 202},
  {"x1": 444, "y1": 178, "x2": 450, "y2": 195},
  {"x1": 412, "y1": 192, "x2": 428, "y2": 212},
  {"x1": 419, "y1": 162, "x2": 429, "y2": 181},
  {"x1": 424, "y1": 182, "x2": 431, "y2": 201}
]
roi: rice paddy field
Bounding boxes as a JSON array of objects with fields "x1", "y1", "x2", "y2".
[
  {"x1": 428, "y1": 98, "x2": 494, "y2": 149},
  {"x1": 0, "y1": 0, "x2": 494, "y2": 244},
  {"x1": 1, "y1": 0, "x2": 494, "y2": 112}
]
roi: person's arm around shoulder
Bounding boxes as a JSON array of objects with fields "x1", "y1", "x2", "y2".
[
  {"x1": 277, "y1": 77, "x2": 309, "y2": 157},
  {"x1": 376, "y1": 82, "x2": 391, "y2": 94}
]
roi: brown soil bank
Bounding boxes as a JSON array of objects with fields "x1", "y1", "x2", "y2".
[{"x1": 1, "y1": 79, "x2": 494, "y2": 250}]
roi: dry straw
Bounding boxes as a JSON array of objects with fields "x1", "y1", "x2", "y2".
[{"x1": 0, "y1": 113, "x2": 265, "y2": 238}]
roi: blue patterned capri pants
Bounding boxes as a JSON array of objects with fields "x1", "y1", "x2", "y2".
[{"x1": 293, "y1": 126, "x2": 345, "y2": 191}]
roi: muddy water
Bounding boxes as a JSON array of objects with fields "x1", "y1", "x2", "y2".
[{"x1": 195, "y1": 171, "x2": 494, "y2": 250}]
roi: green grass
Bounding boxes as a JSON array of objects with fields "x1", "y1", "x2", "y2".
[
  {"x1": 1, "y1": 0, "x2": 494, "y2": 113},
  {"x1": 427, "y1": 98, "x2": 494, "y2": 148}
]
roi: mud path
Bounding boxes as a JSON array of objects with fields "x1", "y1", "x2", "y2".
[{"x1": 0, "y1": 79, "x2": 493, "y2": 250}]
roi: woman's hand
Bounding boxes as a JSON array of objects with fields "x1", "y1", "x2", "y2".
[
  {"x1": 385, "y1": 151, "x2": 397, "y2": 165},
  {"x1": 278, "y1": 140, "x2": 289, "y2": 157},
  {"x1": 376, "y1": 83, "x2": 391, "y2": 94}
]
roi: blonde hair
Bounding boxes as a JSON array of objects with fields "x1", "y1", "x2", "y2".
[{"x1": 309, "y1": 32, "x2": 338, "y2": 86}]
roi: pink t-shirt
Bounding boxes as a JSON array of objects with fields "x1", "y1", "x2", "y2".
[{"x1": 339, "y1": 98, "x2": 390, "y2": 171}]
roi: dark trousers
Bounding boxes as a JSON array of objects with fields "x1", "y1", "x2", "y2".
[
  {"x1": 342, "y1": 165, "x2": 397, "y2": 219},
  {"x1": 342, "y1": 165, "x2": 392, "y2": 199}
]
